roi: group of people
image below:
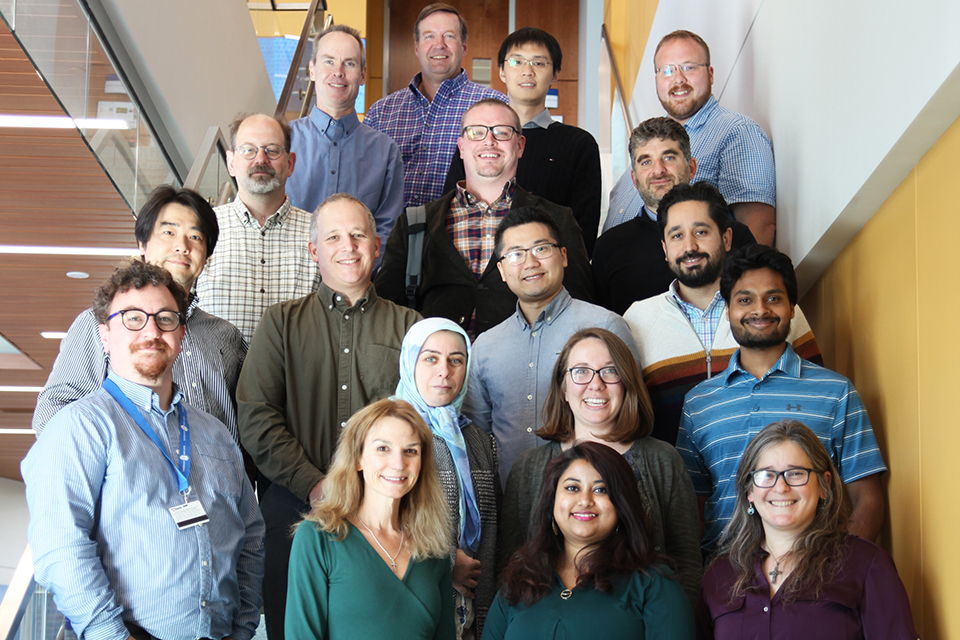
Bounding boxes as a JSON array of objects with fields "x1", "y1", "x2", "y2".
[{"x1": 21, "y1": 3, "x2": 919, "y2": 640}]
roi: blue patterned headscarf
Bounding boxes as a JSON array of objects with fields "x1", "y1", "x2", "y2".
[{"x1": 395, "y1": 318, "x2": 481, "y2": 552}]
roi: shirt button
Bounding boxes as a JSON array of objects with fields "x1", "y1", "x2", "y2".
[
  {"x1": 185, "y1": 351, "x2": 191, "y2": 356},
  {"x1": 331, "y1": 170, "x2": 336, "y2": 175},
  {"x1": 201, "y1": 601, "x2": 207, "y2": 607},
  {"x1": 341, "y1": 384, "x2": 347, "y2": 390},
  {"x1": 528, "y1": 362, "x2": 534, "y2": 368},
  {"x1": 333, "y1": 142, "x2": 338, "y2": 147},
  {"x1": 341, "y1": 421, "x2": 346, "y2": 427},
  {"x1": 202, "y1": 560, "x2": 209, "y2": 567},
  {"x1": 527, "y1": 395, "x2": 533, "y2": 400},
  {"x1": 531, "y1": 331, "x2": 537, "y2": 337},
  {"x1": 336, "y1": 296, "x2": 342, "y2": 301},
  {"x1": 754, "y1": 405, "x2": 760, "y2": 411},
  {"x1": 546, "y1": 317, "x2": 552, "y2": 322},
  {"x1": 192, "y1": 382, "x2": 197, "y2": 388},
  {"x1": 260, "y1": 288, "x2": 265, "y2": 293},
  {"x1": 763, "y1": 606, "x2": 769, "y2": 612},
  {"x1": 260, "y1": 259, "x2": 265, "y2": 264},
  {"x1": 753, "y1": 385, "x2": 761, "y2": 391},
  {"x1": 526, "y1": 427, "x2": 532, "y2": 433},
  {"x1": 344, "y1": 314, "x2": 350, "y2": 320},
  {"x1": 344, "y1": 348, "x2": 350, "y2": 353},
  {"x1": 618, "y1": 208, "x2": 624, "y2": 214}
]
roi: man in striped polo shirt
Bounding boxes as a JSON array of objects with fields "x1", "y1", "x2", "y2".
[{"x1": 676, "y1": 245, "x2": 885, "y2": 554}]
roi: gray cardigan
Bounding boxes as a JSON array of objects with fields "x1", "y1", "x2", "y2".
[{"x1": 501, "y1": 437, "x2": 702, "y2": 608}]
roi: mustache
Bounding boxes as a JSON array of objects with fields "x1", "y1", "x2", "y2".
[
  {"x1": 741, "y1": 315, "x2": 780, "y2": 327},
  {"x1": 676, "y1": 251, "x2": 709, "y2": 266},
  {"x1": 131, "y1": 338, "x2": 171, "y2": 354},
  {"x1": 247, "y1": 163, "x2": 277, "y2": 178}
]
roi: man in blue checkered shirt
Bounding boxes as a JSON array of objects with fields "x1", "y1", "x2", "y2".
[
  {"x1": 603, "y1": 30, "x2": 777, "y2": 246},
  {"x1": 363, "y1": 3, "x2": 506, "y2": 207}
]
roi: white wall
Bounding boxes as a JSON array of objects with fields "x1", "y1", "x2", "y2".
[
  {"x1": 0, "y1": 478, "x2": 28, "y2": 588},
  {"x1": 627, "y1": 0, "x2": 960, "y2": 292}
]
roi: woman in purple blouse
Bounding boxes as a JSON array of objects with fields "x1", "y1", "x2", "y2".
[{"x1": 698, "y1": 420, "x2": 918, "y2": 640}]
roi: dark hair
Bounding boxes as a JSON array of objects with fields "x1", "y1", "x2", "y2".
[
  {"x1": 460, "y1": 97, "x2": 521, "y2": 132},
  {"x1": 497, "y1": 27, "x2": 561, "y2": 72},
  {"x1": 717, "y1": 420, "x2": 848, "y2": 602},
  {"x1": 628, "y1": 117, "x2": 691, "y2": 166},
  {"x1": 134, "y1": 185, "x2": 219, "y2": 258},
  {"x1": 654, "y1": 30, "x2": 711, "y2": 67},
  {"x1": 538, "y1": 328, "x2": 654, "y2": 443},
  {"x1": 93, "y1": 258, "x2": 189, "y2": 324},
  {"x1": 228, "y1": 112, "x2": 292, "y2": 152},
  {"x1": 493, "y1": 207, "x2": 564, "y2": 259},
  {"x1": 312, "y1": 23, "x2": 366, "y2": 69},
  {"x1": 720, "y1": 244, "x2": 799, "y2": 306},
  {"x1": 656, "y1": 182, "x2": 731, "y2": 240},
  {"x1": 414, "y1": 3, "x2": 467, "y2": 42},
  {"x1": 499, "y1": 442, "x2": 658, "y2": 605}
]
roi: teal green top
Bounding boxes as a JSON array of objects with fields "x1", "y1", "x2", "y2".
[
  {"x1": 286, "y1": 522, "x2": 456, "y2": 639},
  {"x1": 480, "y1": 567, "x2": 694, "y2": 640}
]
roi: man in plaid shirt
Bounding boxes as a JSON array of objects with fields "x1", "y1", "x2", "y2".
[{"x1": 363, "y1": 3, "x2": 506, "y2": 207}]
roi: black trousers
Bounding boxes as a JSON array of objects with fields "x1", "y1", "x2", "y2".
[
  {"x1": 260, "y1": 482, "x2": 311, "y2": 640},
  {"x1": 126, "y1": 622, "x2": 213, "y2": 640}
]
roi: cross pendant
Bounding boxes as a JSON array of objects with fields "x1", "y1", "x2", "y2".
[
  {"x1": 768, "y1": 565, "x2": 782, "y2": 584},
  {"x1": 390, "y1": 560, "x2": 398, "y2": 573}
]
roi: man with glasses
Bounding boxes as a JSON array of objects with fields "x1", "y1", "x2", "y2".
[
  {"x1": 33, "y1": 186, "x2": 247, "y2": 445},
  {"x1": 463, "y1": 207, "x2": 637, "y2": 482},
  {"x1": 603, "y1": 30, "x2": 777, "y2": 246},
  {"x1": 375, "y1": 98, "x2": 593, "y2": 341},
  {"x1": 23, "y1": 259, "x2": 264, "y2": 640},
  {"x1": 676, "y1": 245, "x2": 885, "y2": 554},
  {"x1": 196, "y1": 113, "x2": 319, "y2": 342},
  {"x1": 286, "y1": 24, "x2": 404, "y2": 269},
  {"x1": 443, "y1": 28, "x2": 602, "y2": 255}
]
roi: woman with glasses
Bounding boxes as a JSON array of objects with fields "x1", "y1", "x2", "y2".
[
  {"x1": 484, "y1": 442, "x2": 694, "y2": 639},
  {"x1": 394, "y1": 318, "x2": 500, "y2": 638},
  {"x1": 501, "y1": 328, "x2": 702, "y2": 607},
  {"x1": 698, "y1": 420, "x2": 918, "y2": 639}
]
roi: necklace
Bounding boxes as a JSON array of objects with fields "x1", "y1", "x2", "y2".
[
  {"x1": 766, "y1": 548, "x2": 790, "y2": 584},
  {"x1": 357, "y1": 514, "x2": 404, "y2": 573},
  {"x1": 559, "y1": 588, "x2": 573, "y2": 600}
]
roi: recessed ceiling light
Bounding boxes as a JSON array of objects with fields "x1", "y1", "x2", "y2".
[
  {"x1": 40, "y1": 332, "x2": 68, "y2": 339},
  {"x1": 66, "y1": 271, "x2": 90, "y2": 279},
  {"x1": 0, "y1": 386, "x2": 44, "y2": 393},
  {"x1": 0, "y1": 245, "x2": 137, "y2": 256}
]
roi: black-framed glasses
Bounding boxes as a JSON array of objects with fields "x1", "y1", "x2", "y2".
[
  {"x1": 461, "y1": 125, "x2": 518, "y2": 142},
  {"x1": 567, "y1": 367, "x2": 621, "y2": 385},
  {"x1": 499, "y1": 243, "x2": 558, "y2": 266},
  {"x1": 655, "y1": 62, "x2": 709, "y2": 78},
  {"x1": 750, "y1": 468, "x2": 813, "y2": 488},
  {"x1": 234, "y1": 144, "x2": 286, "y2": 160},
  {"x1": 107, "y1": 309, "x2": 182, "y2": 332},
  {"x1": 505, "y1": 57, "x2": 552, "y2": 69}
]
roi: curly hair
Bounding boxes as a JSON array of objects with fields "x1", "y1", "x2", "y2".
[
  {"x1": 300, "y1": 398, "x2": 451, "y2": 560},
  {"x1": 92, "y1": 258, "x2": 189, "y2": 324},
  {"x1": 716, "y1": 420, "x2": 849, "y2": 602},
  {"x1": 499, "y1": 442, "x2": 658, "y2": 605}
]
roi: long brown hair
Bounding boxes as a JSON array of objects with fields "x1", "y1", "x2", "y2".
[
  {"x1": 717, "y1": 420, "x2": 849, "y2": 601},
  {"x1": 538, "y1": 328, "x2": 654, "y2": 443},
  {"x1": 301, "y1": 398, "x2": 451, "y2": 560}
]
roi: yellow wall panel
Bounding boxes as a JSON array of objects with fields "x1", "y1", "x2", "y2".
[{"x1": 604, "y1": 0, "x2": 657, "y2": 104}]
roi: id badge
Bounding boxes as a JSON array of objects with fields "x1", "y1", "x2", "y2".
[{"x1": 169, "y1": 499, "x2": 210, "y2": 530}]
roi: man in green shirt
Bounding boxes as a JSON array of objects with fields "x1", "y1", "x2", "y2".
[{"x1": 237, "y1": 193, "x2": 421, "y2": 640}]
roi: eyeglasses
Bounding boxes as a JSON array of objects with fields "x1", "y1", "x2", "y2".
[
  {"x1": 505, "y1": 57, "x2": 552, "y2": 69},
  {"x1": 107, "y1": 309, "x2": 182, "y2": 332},
  {"x1": 750, "y1": 468, "x2": 814, "y2": 488},
  {"x1": 499, "y1": 242, "x2": 558, "y2": 266},
  {"x1": 655, "y1": 63, "x2": 709, "y2": 78},
  {"x1": 234, "y1": 144, "x2": 286, "y2": 160},
  {"x1": 461, "y1": 125, "x2": 518, "y2": 142},
  {"x1": 567, "y1": 367, "x2": 621, "y2": 385}
]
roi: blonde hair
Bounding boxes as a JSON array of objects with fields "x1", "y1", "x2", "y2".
[{"x1": 301, "y1": 398, "x2": 452, "y2": 560}]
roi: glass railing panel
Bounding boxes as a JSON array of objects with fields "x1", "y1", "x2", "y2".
[
  {"x1": 133, "y1": 112, "x2": 179, "y2": 210},
  {"x1": 15, "y1": 583, "x2": 69, "y2": 640}
]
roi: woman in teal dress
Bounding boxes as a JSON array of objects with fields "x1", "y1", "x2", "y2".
[
  {"x1": 285, "y1": 398, "x2": 455, "y2": 639},
  {"x1": 482, "y1": 441, "x2": 694, "y2": 640}
]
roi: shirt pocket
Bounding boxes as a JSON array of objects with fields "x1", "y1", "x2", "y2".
[
  {"x1": 193, "y1": 441, "x2": 244, "y2": 499},
  {"x1": 356, "y1": 344, "x2": 402, "y2": 400}
]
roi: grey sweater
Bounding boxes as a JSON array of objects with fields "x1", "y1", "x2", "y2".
[{"x1": 501, "y1": 437, "x2": 702, "y2": 608}]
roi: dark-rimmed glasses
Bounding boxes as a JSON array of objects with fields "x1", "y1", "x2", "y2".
[
  {"x1": 461, "y1": 125, "x2": 518, "y2": 142},
  {"x1": 750, "y1": 468, "x2": 813, "y2": 488},
  {"x1": 499, "y1": 243, "x2": 558, "y2": 266},
  {"x1": 234, "y1": 144, "x2": 286, "y2": 160},
  {"x1": 567, "y1": 367, "x2": 621, "y2": 385},
  {"x1": 107, "y1": 309, "x2": 182, "y2": 332}
]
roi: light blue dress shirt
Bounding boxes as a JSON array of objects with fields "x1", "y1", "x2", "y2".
[
  {"x1": 287, "y1": 107, "x2": 405, "y2": 269},
  {"x1": 23, "y1": 372, "x2": 264, "y2": 640}
]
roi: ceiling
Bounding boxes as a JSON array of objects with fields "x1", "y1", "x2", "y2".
[{"x1": 0, "y1": 21, "x2": 138, "y2": 481}]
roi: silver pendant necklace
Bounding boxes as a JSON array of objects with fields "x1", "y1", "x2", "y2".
[{"x1": 358, "y1": 514, "x2": 404, "y2": 573}]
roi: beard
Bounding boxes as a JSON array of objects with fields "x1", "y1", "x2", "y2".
[
  {"x1": 131, "y1": 339, "x2": 174, "y2": 381},
  {"x1": 730, "y1": 315, "x2": 791, "y2": 350},
  {"x1": 671, "y1": 248, "x2": 724, "y2": 288},
  {"x1": 241, "y1": 163, "x2": 282, "y2": 195}
]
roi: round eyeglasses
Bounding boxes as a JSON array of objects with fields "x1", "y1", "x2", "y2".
[
  {"x1": 107, "y1": 309, "x2": 182, "y2": 332},
  {"x1": 567, "y1": 367, "x2": 621, "y2": 385},
  {"x1": 499, "y1": 243, "x2": 558, "y2": 266},
  {"x1": 234, "y1": 144, "x2": 286, "y2": 160},
  {"x1": 461, "y1": 125, "x2": 518, "y2": 142},
  {"x1": 749, "y1": 468, "x2": 813, "y2": 488}
]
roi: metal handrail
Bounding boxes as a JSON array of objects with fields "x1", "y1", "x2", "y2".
[
  {"x1": 274, "y1": 0, "x2": 326, "y2": 118},
  {"x1": 600, "y1": 23, "x2": 634, "y2": 136},
  {"x1": 0, "y1": 545, "x2": 35, "y2": 640},
  {"x1": 297, "y1": 14, "x2": 334, "y2": 119}
]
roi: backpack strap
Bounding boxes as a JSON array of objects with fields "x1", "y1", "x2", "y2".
[{"x1": 404, "y1": 205, "x2": 427, "y2": 308}]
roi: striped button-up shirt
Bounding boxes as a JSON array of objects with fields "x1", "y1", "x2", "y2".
[
  {"x1": 24, "y1": 372, "x2": 264, "y2": 640},
  {"x1": 669, "y1": 281, "x2": 726, "y2": 352},
  {"x1": 676, "y1": 344, "x2": 887, "y2": 552},
  {"x1": 603, "y1": 95, "x2": 777, "y2": 232},
  {"x1": 196, "y1": 196, "x2": 320, "y2": 342},
  {"x1": 33, "y1": 296, "x2": 247, "y2": 440},
  {"x1": 363, "y1": 70, "x2": 506, "y2": 207}
]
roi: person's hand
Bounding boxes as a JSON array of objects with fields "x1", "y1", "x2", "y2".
[
  {"x1": 308, "y1": 479, "x2": 324, "y2": 504},
  {"x1": 452, "y1": 549, "x2": 481, "y2": 598}
]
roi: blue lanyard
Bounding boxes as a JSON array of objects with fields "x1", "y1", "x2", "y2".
[{"x1": 102, "y1": 378, "x2": 191, "y2": 495}]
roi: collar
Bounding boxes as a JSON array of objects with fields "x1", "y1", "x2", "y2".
[
  {"x1": 681, "y1": 94, "x2": 718, "y2": 134},
  {"x1": 409, "y1": 69, "x2": 469, "y2": 102},
  {"x1": 185, "y1": 293, "x2": 199, "y2": 321},
  {"x1": 229, "y1": 195, "x2": 291, "y2": 228},
  {"x1": 105, "y1": 370, "x2": 182, "y2": 416},
  {"x1": 456, "y1": 178, "x2": 517, "y2": 208},
  {"x1": 725, "y1": 343, "x2": 800, "y2": 385},
  {"x1": 318, "y1": 281, "x2": 376, "y2": 311},
  {"x1": 522, "y1": 108, "x2": 554, "y2": 130},
  {"x1": 513, "y1": 287, "x2": 572, "y2": 330},
  {"x1": 642, "y1": 204, "x2": 658, "y2": 222},
  {"x1": 308, "y1": 106, "x2": 360, "y2": 136},
  {"x1": 668, "y1": 280, "x2": 725, "y2": 314}
]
